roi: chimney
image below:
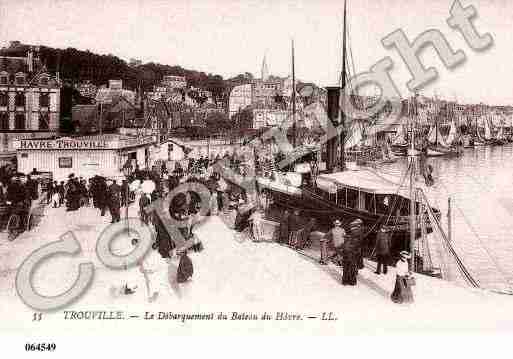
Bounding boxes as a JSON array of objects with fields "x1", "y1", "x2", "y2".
[
  {"x1": 325, "y1": 86, "x2": 340, "y2": 172},
  {"x1": 27, "y1": 47, "x2": 33, "y2": 73}
]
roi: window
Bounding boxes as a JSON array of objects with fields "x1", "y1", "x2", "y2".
[
  {"x1": 40, "y1": 93, "x2": 50, "y2": 107},
  {"x1": 0, "y1": 76, "x2": 7, "y2": 85},
  {"x1": 0, "y1": 93, "x2": 7, "y2": 107},
  {"x1": 15, "y1": 113, "x2": 25, "y2": 129},
  {"x1": 39, "y1": 113, "x2": 49, "y2": 130},
  {"x1": 15, "y1": 76, "x2": 25, "y2": 85},
  {"x1": 0, "y1": 113, "x2": 8, "y2": 130},
  {"x1": 15, "y1": 93, "x2": 25, "y2": 107},
  {"x1": 59, "y1": 157, "x2": 72, "y2": 168}
]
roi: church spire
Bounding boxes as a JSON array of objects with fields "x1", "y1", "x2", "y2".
[{"x1": 261, "y1": 53, "x2": 269, "y2": 81}]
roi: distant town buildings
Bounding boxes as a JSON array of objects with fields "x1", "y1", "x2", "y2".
[
  {"x1": 76, "y1": 80, "x2": 98, "y2": 99},
  {"x1": 128, "y1": 58, "x2": 142, "y2": 67},
  {"x1": 229, "y1": 84, "x2": 252, "y2": 116},
  {"x1": 96, "y1": 79, "x2": 136, "y2": 105},
  {"x1": 228, "y1": 55, "x2": 305, "y2": 127},
  {"x1": 72, "y1": 79, "x2": 138, "y2": 134},
  {"x1": 162, "y1": 75, "x2": 187, "y2": 89},
  {"x1": 252, "y1": 107, "x2": 289, "y2": 129}
]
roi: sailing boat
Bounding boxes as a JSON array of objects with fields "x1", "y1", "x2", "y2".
[
  {"x1": 494, "y1": 119, "x2": 505, "y2": 145},
  {"x1": 380, "y1": 137, "x2": 397, "y2": 164},
  {"x1": 474, "y1": 115, "x2": 486, "y2": 146},
  {"x1": 445, "y1": 118, "x2": 459, "y2": 146},
  {"x1": 476, "y1": 116, "x2": 497, "y2": 145},
  {"x1": 255, "y1": 1, "x2": 440, "y2": 242},
  {"x1": 426, "y1": 120, "x2": 459, "y2": 156},
  {"x1": 390, "y1": 123, "x2": 409, "y2": 156}
]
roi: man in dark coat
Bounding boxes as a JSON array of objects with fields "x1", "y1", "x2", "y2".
[
  {"x1": 342, "y1": 219, "x2": 364, "y2": 286},
  {"x1": 7, "y1": 178, "x2": 26, "y2": 205},
  {"x1": 279, "y1": 210, "x2": 290, "y2": 244},
  {"x1": 89, "y1": 176, "x2": 99, "y2": 208},
  {"x1": 107, "y1": 180, "x2": 121, "y2": 223},
  {"x1": 347, "y1": 218, "x2": 365, "y2": 270},
  {"x1": 375, "y1": 227, "x2": 391, "y2": 275},
  {"x1": 153, "y1": 209, "x2": 176, "y2": 258},
  {"x1": 95, "y1": 176, "x2": 108, "y2": 216},
  {"x1": 46, "y1": 180, "x2": 55, "y2": 205},
  {"x1": 65, "y1": 175, "x2": 80, "y2": 211},
  {"x1": 121, "y1": 180, "x2": 128, "y2": 207},
  {"x1": 25, "y1": 175, "x2": 38, "y2": 201},
  {"x1": 176, "y1": 249, "x2": 193, "y2": 283},
  {"x1": 168, "y1": 173, "x2": 179, "y2": 192},
  {"x1": 58, "y1": 181, "x2": 65, "y2": 207}
]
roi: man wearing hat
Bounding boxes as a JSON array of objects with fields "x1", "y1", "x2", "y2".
[
  {"x1": 321, "y1": 219, "x2": 346, "y2": 265},
  {"x1": 350, "y1": 219, "x2": 365, "y2": 270},
  {"x1": 375, "y1": 227, "x2": 391, "y2": 275},
  {"x1": 342, "y1": 218, "x2": 363, "y2": 285},
  {"x1": 107, "y1": 179, "x2": 121, "y2": 223}
]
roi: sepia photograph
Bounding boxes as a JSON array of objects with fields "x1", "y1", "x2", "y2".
[{"x1": 0, "y1": 0, "x2": 513, "y2": 355}]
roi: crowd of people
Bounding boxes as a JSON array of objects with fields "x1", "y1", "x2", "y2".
[
  {"x1": 276, "y1": 212, "x2": 414, "y2": 304},
  {"x1": 0, "y1": 167, "x2": 41, "y2": 232}
]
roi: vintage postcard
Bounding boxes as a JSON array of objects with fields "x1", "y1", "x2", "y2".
[{"x1": 0, "y1": 0, "x2": 512, "y2": 354}]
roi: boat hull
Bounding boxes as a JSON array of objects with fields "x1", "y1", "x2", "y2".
[{"x1": 260, "y1": 185, "x2": 437, "y2": 237}]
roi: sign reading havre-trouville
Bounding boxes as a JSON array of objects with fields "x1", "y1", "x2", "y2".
[
  {"x1": 19, "y1": 139, "x2": 108, "y2": 150},
  {"x1": 17, "y1": 136, "x2": 155, "y2": 150}
]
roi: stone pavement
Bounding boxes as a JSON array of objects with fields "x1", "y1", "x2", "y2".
[{"x1": 1, "y1": 198, "x2": 513, "y2": 335}]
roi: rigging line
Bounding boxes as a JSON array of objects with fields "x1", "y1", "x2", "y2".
[
  {"x1": 418, "y1": 188, "x2": 480, "y2": 287},
  {"x1": 359, "y1": 161, "x2": 411, "y2": 240},
  {"x1": 346, "y1": 20, "x2": 357, "y2": 93},
  {"x1": 368, "y1": 162, "x2": 413, "y2": 258},
  {"x1": 436, "y1": 169, "x2": 513, "y2": 274},
  {"x1": 435, "y1": 178, "x2": 512, "y2": 289}
]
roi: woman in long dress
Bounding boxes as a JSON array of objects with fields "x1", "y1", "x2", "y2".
[{"x1": 391, "y1": 251, "x2": 414, "y2": 304}]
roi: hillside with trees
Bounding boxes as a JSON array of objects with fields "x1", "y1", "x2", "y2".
[{"x1": 0, "y1": 44, "x2": 229, "y2": 105}]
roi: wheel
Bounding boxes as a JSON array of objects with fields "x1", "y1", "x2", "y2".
[{"x1": 7, "y1": 214, "x2": 20, "y2": 241}]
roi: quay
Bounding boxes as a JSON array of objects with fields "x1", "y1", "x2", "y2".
[{"x1": 1, "y1": 191, "x2": 513, "y2": 334}]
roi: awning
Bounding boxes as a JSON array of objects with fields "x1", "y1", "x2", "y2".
[{"x1": 316, "y1": 168, "x2": 416, "y2": 198}]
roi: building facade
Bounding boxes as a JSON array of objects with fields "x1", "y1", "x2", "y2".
[
  {"x1": 0, "y1": 47, "x2": 61, "y2": 163},
  {"x1": 162, "y1": 75, "x2": 187, "y2": 89},
  {"x1": 14, "y1": 134, "x2": 155, "y2": 181},
  {"x1": 229, "y1": 83, "x2": 253, "y2": 117}
]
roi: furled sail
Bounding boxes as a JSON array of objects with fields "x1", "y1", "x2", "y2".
[
  {"x1": 496, "y1": 121, "x2": 505, "y2": 141},
  {"x1": 484, "y1": 118, "x2": 493, "y2": 141},
  {"x1": 428, "y1": 124, "x2": 449, "y2": 147},
  {"x1": 445, "y1": 119, "x2": 459, "y2": 145},
  {"x1": 391, "y1": 123, "x2": 407, "y2": 145}
]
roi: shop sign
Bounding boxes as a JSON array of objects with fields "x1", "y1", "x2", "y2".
[{"x1": 19, "y1": 139, "x2": 108, "y2": 150}]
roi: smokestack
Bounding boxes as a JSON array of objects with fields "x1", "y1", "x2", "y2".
[
  {"x1": 326, "y1": 86, "x2": 340, "y2": 172},
  {"x1": 27, "y1": 47, "x2": 33, "y2": 73}
]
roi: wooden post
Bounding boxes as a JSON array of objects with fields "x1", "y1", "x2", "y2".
[{"x1": 99, "y1": 101, "x2": 103, "y2": 136}]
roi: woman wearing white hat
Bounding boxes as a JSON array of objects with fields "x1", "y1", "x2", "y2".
[{"x1": 391, "y1": 251, "x2": 414, "y2": 304}]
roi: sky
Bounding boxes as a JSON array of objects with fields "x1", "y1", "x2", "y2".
[{"x1": 1, "y1": 0, "x2": 512, "y2": 105}]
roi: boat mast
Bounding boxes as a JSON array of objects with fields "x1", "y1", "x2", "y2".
[
  {"x1": 408, "y1": 93, "x2": 418, "y2": 272},
  {"x1": 291, "y1": 39, "x2": 296, "y2": 148},
  {"x1": 339, "y1": 0, "x2": 347, "y2": 170}
]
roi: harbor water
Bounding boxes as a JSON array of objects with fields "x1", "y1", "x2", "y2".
[{"x1": 380, "y1": 144, "x2": 513, "y2": 292}]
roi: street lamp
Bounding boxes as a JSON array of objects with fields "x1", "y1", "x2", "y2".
[{"x1": 122, "y1": 160, "x2": 134, "y2": 236}]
